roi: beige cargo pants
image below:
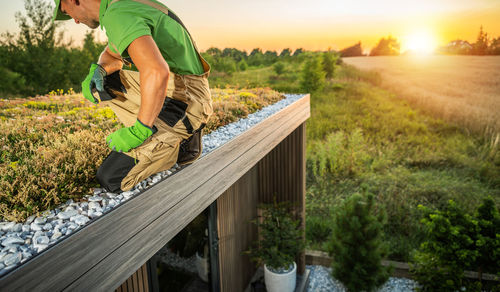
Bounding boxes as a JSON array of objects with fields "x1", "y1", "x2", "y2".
[{"x1": 96, "y1": 69, "x2": 212, "y2": 192}]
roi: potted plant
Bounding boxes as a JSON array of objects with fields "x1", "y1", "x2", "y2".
[
  {"x1": 195, "y1": 228, "x2": 210, "y2": 282},
  {"x1": 246, "y1": 199, "x2": 304, "y2": 292}
]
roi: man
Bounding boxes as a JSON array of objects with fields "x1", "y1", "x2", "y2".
[{"x1": 53, "y1": 0, "x2": 213, "y2": 192}]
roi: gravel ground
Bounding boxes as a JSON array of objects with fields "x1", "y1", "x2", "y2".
[
  {"x1": 0, "y1": 93, "x2": 305, "y2": 276},
  {"x1": 306, "y1": 265, "x2": 419, "y2": 292}
]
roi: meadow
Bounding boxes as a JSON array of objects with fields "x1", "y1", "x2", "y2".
[
  {"x1": 343, "y1": 55, "x2": 500, "y2": 138},
  {"x1": 208, "y1": 58, "x2": 499, "y2": 262}
]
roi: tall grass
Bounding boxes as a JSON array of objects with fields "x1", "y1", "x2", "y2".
[
  {"x1": 305, "y1": 65, "x2": 499, "y2": 261},
  {"x1": 343, "y1": 55, "x2": 500, "y2": 139}
]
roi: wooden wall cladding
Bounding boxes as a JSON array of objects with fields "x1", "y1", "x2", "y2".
[
  {"x1": 216, "y1": 123, "x2": 307, "y2": 292},
  {"x1": 115, "y1": 262, "x2": 150, "y2": 292}
]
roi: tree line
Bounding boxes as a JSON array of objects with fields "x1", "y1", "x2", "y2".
[
  {"x1": 340, "y1": 26, "x2": 500, "y2": 57},
  {"x1": 200, "y1": 47, "x2": 308, "y2": 74},
  {"x1": 0, "y1": 0, "x2": 105, "y2": 98}
]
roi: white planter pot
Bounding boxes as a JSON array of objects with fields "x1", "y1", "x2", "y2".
[
  {"x1": 196, "y1": 252, "x2": 209, "y2": 282},
  {"x1": 264, "y1": 262, "x2": 297, "y2": 292}
]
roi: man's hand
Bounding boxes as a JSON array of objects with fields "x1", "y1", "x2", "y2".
[
  {"x1": 106, "y1": 119, "x2": 156, "y2": 152},
  {"x1": 82, "y1": 63, "x2": 107, "y2": 103}
]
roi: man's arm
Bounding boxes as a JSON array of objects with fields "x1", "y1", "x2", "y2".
[
  {"x1": 98, "y1": 46, "x2": 124, "y2": 74},
  {"x1": 126, "y1": 35, "x2": 170, "y2": 127}
]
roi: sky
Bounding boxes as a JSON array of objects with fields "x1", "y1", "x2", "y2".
[{"x1": 1, "y1": 0, "x2": 499, "y2": 54}]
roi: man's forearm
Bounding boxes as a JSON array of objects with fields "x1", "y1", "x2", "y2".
[
  {"x1": 137, "y1": 68, "x2": 169, "y2": 127},
  {"x1": 98, "y1": 46, "x2": 124, "y2": 74}
]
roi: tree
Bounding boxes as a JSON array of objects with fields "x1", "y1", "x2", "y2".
[
  {"x1": 369, "y1": 36, "x2": 400, "y2": 56},
  {"x1": 213, "y1": 57, "x2": 236, "y2": 74},
  {"x1": 247, "y1": 48, "x2": 264, "y2": 66},
  {"x1": 263, "y1": 50, "x2": 278, "y2": 65},
  {"x1": 292, "y1": 48, "x2": 304, "y2": 57},
  {"x1": 439, "y1": 40, "x2": 472, "y2": 55},
  {"x1": 273, "y1": 61, "x2": 285, "y2": 75},
  {"x1": 237, "y1": 59, "x2": 248, "y2": 71},
  {"x1": 279, "y1": 48, "x2": 292, "y2": 59},
  {"x1": 489, "y1": 37, "x2": 500, "y2": 55},
  {"x1": 328, "y1": 193, "x2": 391, "y2": 292},
  {"x1": 322, "y1": 49, "x2": 337, "y2": 79},
  {"x1": 1, "y1": 0, "x2": 67, "y2": 95},
  {"x1": 300, "y1": 56, "x2": 325, "y2": 93},
  {"x1": 291, "y1": 48, "x2": 305, "y2": 62},
  {"x1": 221, "y1": 47, "x2": 247, "y2": 62},
  {"x1": 205, "y1": 47, "x2": 222, "y2": 58},
  {"x1": 340, "y1": 42, "x2": 364, "y2": 57},
  {"x1": 472, "y1": 26, "x2": 489, "y2": 55}
]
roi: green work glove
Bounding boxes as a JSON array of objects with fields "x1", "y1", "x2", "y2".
[
  {"x1": 106, "y1": 119, "x2": 156, "y2": 152},
  {"x1": 82, "y1": 63, "x2": 107, "y2": 104}
]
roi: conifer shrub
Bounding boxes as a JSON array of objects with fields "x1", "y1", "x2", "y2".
[
  {"x1": 273, "y1": 62, "x2": 286, "y2": 75},
  {"x1": 238, "y1": 60, "x2": 248, "y2": 71},
  {"x1": 300, "y1": 56, "x2": 326, "y2": 93},
  {"x1": 246, "y1": 199, "x2": 305, "y2": 271},
  {"x1": 322, "y1": 50, "x2": 338, "y2": 79},
  {"x1": 306, "y1": 215, "x2": 332, "y2": 243},
  {"x1": 328, "y1": 193, "x2": 391, "y2": 292},
  {"x1": 410, "y1": 198, "x2": 500, "y2": 291}
]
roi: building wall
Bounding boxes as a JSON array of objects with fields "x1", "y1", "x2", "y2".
[
  {"x1": 217, "y1": 165, "x2": 260, "y2": 292},
  {"x1": 217, "y1": 123, "x2": 306, "y2": 292}
]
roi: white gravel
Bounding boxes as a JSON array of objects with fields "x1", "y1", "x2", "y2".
[
  {"x1": 306, "y1": 265, "x2": 419, "y2": 292},
  {"x1": 0, "y1": 94, "x2": 306, "y2": 276}
]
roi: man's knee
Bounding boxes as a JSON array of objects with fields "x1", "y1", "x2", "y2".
[{"x1": 96, "y1": 151, "x2": 137, "y2": 193}]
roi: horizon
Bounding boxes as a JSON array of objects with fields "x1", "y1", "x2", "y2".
[{"x1": 1, "y1": 0, "x2": 500, "y2": 54}]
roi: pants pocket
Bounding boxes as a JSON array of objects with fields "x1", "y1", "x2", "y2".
[{"x1": 158, "y1": 97, "x2": 188, "y2": 127}]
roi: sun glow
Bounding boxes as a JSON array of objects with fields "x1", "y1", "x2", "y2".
[{"x1": 402, "y1": 31, "x2": 438, "y2": 55}]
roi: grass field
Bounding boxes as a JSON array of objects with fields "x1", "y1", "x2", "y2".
[
  {"x1": 343, "y1": 56, "x2": 500, "y2": 139},
  {"x1": 206, "y1": 59, "x2": 500, "y2": 261}
]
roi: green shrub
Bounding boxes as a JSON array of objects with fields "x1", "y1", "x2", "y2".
[
  {"x1": 246, "y1": 199, "x2": 305, "y2": 271},
  {"x1": 306, "y1": 215, "x2": 332, "y2": 243},
  {"x1": 300, "y1": 56, "x2": 325, "y2": 93},
  {"x1": 328, "y1": 193, "x2": 391, "y2": 292},
  {"x1": 238, "y1": 59, "x2": 248, "y2": 71},
  {"x1": 0, "y1": 67, "x2": 26, "y2": 97},
  {"x1": 322, "y1": 50, "x2": 338, "y2": 79},
  {"x1": 273, "y1": 61, "x2": 286, "y2": 75},
  {"x1": 410, "y1": 198, "x2": 500, "y2": 291}
]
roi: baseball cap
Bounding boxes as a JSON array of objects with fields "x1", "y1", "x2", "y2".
[{"x1": 53, "y1": 0, "x2": 72, "y2": 21}]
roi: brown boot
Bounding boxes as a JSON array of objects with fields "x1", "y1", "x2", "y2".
[{"x1": 177, "y1": 130, "x2": 203, "y2": 165}]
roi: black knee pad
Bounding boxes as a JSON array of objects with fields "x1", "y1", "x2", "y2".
[{"x1": 96, "y1": 151, "x2": 138, "y2": 193}]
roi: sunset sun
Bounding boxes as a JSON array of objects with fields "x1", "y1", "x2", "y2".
[{"x1": 403, "y1": 31, "x2": 438, "y2": 54}]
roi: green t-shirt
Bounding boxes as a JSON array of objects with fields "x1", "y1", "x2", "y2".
[{"x1": 99, "y1": 0, "x2": 204, "y2": 75}]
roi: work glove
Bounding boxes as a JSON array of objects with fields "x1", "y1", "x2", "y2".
[
  {"x1": 82, "y1": 63, "x2": 115, "y2": 103},
  {"x1": 106, "y1": 119, "x2": 157, "y2": 152}
]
